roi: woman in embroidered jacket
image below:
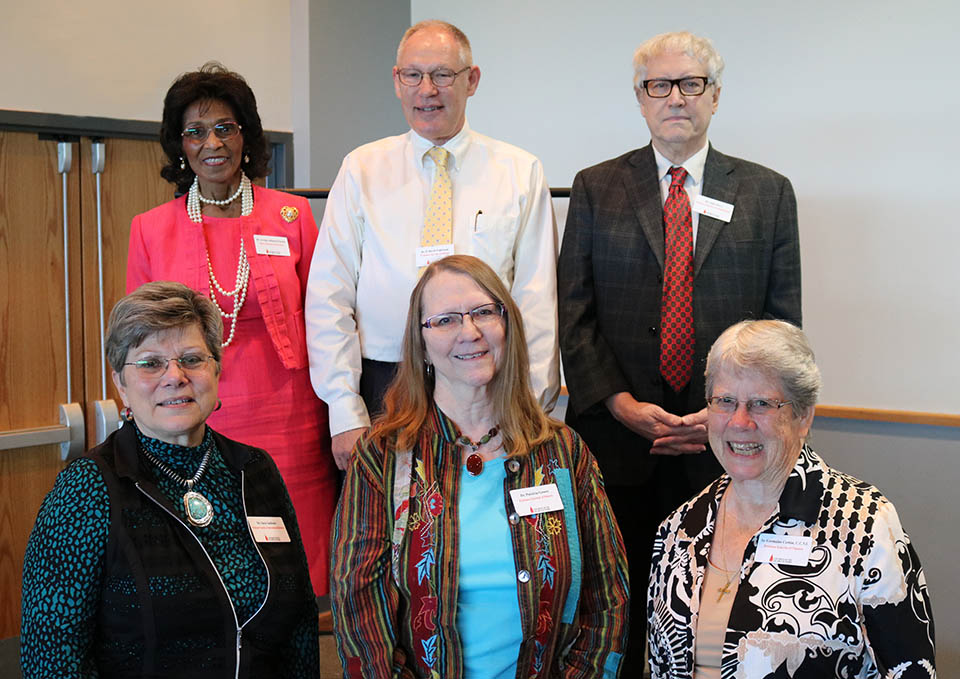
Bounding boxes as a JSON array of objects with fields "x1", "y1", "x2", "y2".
[
  {"x1": 331, "y1": 255, "x2": 629, "y2": 678},
  {"x1": 21, "y1": 282, "x2": 318, "y2": 678},
  {"x1": 646, "y1": 320, "x2": 936, "y2": 678}
]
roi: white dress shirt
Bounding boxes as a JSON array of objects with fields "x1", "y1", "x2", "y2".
[
  {"x1": 306, "y1": 121, "x2": 560, "y2": 435},
  {"x1": 653, "y1": 141, "x2": 709, "y2": 250}
]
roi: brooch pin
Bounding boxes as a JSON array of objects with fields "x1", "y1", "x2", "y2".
[{"x1": 280, "y1": 206, "x2": 299, "y2": 222}]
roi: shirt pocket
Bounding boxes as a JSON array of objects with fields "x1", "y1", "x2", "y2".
[{"x1": 470, "y1": 214, "x2": 518, "y2": 284}]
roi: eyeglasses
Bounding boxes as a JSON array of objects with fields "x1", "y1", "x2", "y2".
[
  {"x1": 123, "y1": 354, "x2": 216, "y2": 378},
  {"x1": 181, "y1": 121, "x2": 242, "y2": 142},
  {"x1": 421, "y1": 302, "x2": 505, "y2": 331},
  {"x1": 396, "y1": 67, "x2": 471, "y2": 88},
  {"x1": 641, "y1": 77, "x2": 711, "y2": 98},
  {"x1": 706, "y1": 396, "x2": 792, "y2": 416}
]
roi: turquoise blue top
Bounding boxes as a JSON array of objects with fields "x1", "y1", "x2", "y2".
[{"x1": 456, "y1": 457, "x2": 523, "y2": 679}]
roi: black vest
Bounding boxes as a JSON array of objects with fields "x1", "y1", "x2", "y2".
[{"x1": 85, "y1": 423, "x2": 316, "y2": 678}]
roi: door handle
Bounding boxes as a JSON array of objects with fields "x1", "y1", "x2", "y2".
[{"x1": 0, "y1": 402, "x2": 85, "y2": 460}]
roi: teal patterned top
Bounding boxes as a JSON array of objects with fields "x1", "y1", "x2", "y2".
[{"x1": 20, "y1": 425, "x2": 317, "y2": 678}]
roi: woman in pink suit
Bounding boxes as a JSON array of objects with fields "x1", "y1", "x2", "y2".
[{"x1": 127, "y1": 62, "x2": 336, "y2": 595}]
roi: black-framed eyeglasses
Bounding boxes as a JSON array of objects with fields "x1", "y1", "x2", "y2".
[
  {"x1": 124, "y1": 354, "x2": 216, "y2": 378},
  {"x1": 181, "y1": 121, "x2": 242, "y2": 142},
  {"x1": 641, "y1": 77, "x2": 711, "y2": 98},
  {"x1": 421, "y1": 302, "x2": 505, "y2": 331},
  {"x1": 396, "y1": 67, "x2": 471, "y2": 88},
  {"x1": 706, "y1": 396, "x2": 792, "y2": 416}
]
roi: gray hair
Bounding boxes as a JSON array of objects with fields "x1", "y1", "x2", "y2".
[
  {"x1": 107, "y1": 281, "x2": 223, "y2": 385},
  {"x1": 396, "y1": 20, "x2": 473, "y2": 67},
  {"x1": 705, "y1": 320, "x2": 821, "y2": 419},
  {"x1": 633, "y1": 31, "x2": 725, "y2": 91}
]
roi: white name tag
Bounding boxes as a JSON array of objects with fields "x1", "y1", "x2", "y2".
[
  {"x1": 247, "y1": 516, "x2": 291, "y2": 543},
  {"x1": 755, "y1": 534, "x2": 813, "y2": 566},
  {"x1": 692, "y1": 195, "x2": 735, "y2": 222},
  {"x1": 253, "y1": 234, "x2": 291, "y2": 256},
  {"x1": 416, "y1": 243, "x2": 455, "y2": 267},
  {"x1": 510, "y1": 483, "x2": 564, "y2": 517}
]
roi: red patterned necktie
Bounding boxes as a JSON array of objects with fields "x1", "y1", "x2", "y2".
[{"x1": 660, "y1": 166, "x2": 695, "y2": 392}]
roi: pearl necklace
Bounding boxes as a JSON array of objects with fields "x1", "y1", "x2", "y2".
[
  {"x1": 141, "y1": 445, "x2": 215, "y2": 527},
  {"x1": 206, "y1": 238, "x2": 249, "y2": 348},
  {"x1": 187, "y1": 172, "x2": 254, "y2": 348},
  {"x1": 186, "y1": 171, "x2": 253, "y2": 224}
]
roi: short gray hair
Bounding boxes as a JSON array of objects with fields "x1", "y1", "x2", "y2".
[
  {"x1": 396, "y1": 20, "x2": 473, "y2": 67},
  {"x1": 107, "y1": 281, "x2": 223, "y2": 384},
  {"x1": 705, "y1": 320, "x2": 821, "y2": 419},
  {"x1": 633, "y1": 31, "x2": 725, "y2": 91}
]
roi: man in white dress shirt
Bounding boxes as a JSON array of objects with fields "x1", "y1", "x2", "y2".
[{"x1": 306, "y1": 20, "x2": 560, "y2": 467}]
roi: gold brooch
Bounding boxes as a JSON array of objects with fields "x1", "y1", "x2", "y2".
[{"x1": 280, "y1": 206, "x2": 299, "y2": 222}]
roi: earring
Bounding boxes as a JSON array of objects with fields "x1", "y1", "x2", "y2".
[
  {"x1": 214, "y1": 399, "x2": 223, "y2": 411},
  {"x1": 121, "y1": 407, "x2": 134, "y2": 422},
  {"x1": 179, "y1": 156, "x2": 186, "y2": 170},
  {"x1": 425, "y1": 363, "x2": 434, "y2": 378},
  {"x1": 243, "y1": 153, "x2": 250, "y2": 165}
]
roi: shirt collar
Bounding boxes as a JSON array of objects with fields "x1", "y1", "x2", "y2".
[
  {"x1": 412, "y1": 119, "x2": 473, "y2": 172},
  {"x1": 652, "y1": 140, "x2": 709, "y2": 186}
]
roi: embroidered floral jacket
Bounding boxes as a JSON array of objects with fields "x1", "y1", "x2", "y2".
[
  {"x1": 331, "y1": 407, "x2": 629, "y2": 678},
  {"x1": 647, "y1": 446, "x2": 936, "y2": 678}
]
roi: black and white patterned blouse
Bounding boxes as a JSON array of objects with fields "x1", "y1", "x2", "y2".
[{"x1": 647, "y1": 446, "x2": 936, "y2": 678}]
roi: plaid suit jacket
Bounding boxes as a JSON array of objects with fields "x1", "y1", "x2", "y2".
[{"x1": 557, "y1": 144, "x2": 801, "y2": 486}]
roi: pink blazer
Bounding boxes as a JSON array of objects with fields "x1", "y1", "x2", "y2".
[{"x1": 127, "y1": 185, "x2": 317, "y2": 370}]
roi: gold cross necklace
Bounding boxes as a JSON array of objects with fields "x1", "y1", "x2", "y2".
[{"x1": 708, "y1": 494, "x2": 739, "y2": 602}]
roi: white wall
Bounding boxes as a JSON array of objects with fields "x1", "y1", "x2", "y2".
[
  {"x1": 1, "y1": 0, "x2": 293, "y2": 131},
  {"x1": 412, "y1": 0, "x2": 960, "y2": 417}
]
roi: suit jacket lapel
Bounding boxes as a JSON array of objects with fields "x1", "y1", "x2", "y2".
[
  {"x1": 694, "y1": 146, "x2": 738, "y2": 277},
  {"x1": 624, "y1": 145, "x2": 666, "y2": 271}
]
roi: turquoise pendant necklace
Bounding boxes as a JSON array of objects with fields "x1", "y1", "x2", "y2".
[{"x1": 141, "y1": 445, "x2": 215, "y2": 527}]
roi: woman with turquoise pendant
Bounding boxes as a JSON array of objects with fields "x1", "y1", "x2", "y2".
[{"x1": 20, "y1": 281, "x2": 318, "y2": 678}]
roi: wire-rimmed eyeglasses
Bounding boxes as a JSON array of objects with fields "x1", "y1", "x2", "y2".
[
  {"x1": 396, "y1": 67, "x2": 471, "y2": 88},
  {"x1": 181, "y1": 121, "x2": 242, "y2": 142},
  {"x1": 123, "y1": 354, "x2": 216, "y2": 378},
  {"x1": 706, "y1": 396, "x2": 793, "y2": 417},
  {"x1": 421, "y1": 302, "x2": 505, "y2": 331}
]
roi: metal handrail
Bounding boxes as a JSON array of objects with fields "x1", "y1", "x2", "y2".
[{"x1": 282, "y1": 187, "x2": 572, "y2": 200}]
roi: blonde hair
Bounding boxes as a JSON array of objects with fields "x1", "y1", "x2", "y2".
[{"x1": 370, "y1": 255, "x2": 560, "y2": 456}]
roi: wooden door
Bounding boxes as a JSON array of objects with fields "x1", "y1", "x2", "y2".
[
  {"x1": 0, "y1": 131, "x2": 170, "y2": 639},
  {"x1": 0, "y1": 131, "x2": 82, "y2": 638},
  {"x1": 79, "y1": 137, "x2": 172, "y2": 447}
]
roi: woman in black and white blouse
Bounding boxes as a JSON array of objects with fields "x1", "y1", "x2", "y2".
[{"x1": 647, "y1": 320, "x2": 936, "y2": 678}]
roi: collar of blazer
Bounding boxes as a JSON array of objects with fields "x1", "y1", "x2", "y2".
[{"x1": 623, "y1": 144, "x2": 739, "y2": 277}]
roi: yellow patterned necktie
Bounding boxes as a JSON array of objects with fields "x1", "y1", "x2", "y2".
[{"x1": 422, "y1": 146, "x2": 453, "y2": 248}]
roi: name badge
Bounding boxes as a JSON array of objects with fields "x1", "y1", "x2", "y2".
[
  {"x1": 755, "y1": 534, "x2": 813, "y2": 566},
  {"x1": 510, "y1": 483, "x2": 564, "y2": 517},
  {"x1": 247, "y1": 516, "x2": 291, "y2": 543},
  {"x1": 253, "y1": 234, "x2": 291, "y2": 256},
  {"x1": 692, "y1": 195, "x2": 735, "y2": 222},
  {"x1": 416, "y1": 243, "x2": 455, "y2": 267}
]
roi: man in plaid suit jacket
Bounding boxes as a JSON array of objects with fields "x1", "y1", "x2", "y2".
[{"x1": 557, "y1": 31, "x2": 801, "y2": 673}]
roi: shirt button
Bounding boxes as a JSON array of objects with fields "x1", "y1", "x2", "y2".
[
  {"x1": 517, "y1": 569, "x2": 531, "y2": 583},
  {"x1": 506, "y1": 459, "x2": 521, "y2": 474},
  {"x1": 508, "y1": 512, "x2": 520, "y2": 525}
]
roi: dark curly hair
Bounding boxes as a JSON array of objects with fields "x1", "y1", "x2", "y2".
[{"x1": 159, "y1": 62, "x2": 270, "y2": 193}]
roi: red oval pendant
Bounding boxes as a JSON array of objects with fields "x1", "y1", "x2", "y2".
[{"x1": 465, "y1": 453, "x2": 484, "y2": 476}]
